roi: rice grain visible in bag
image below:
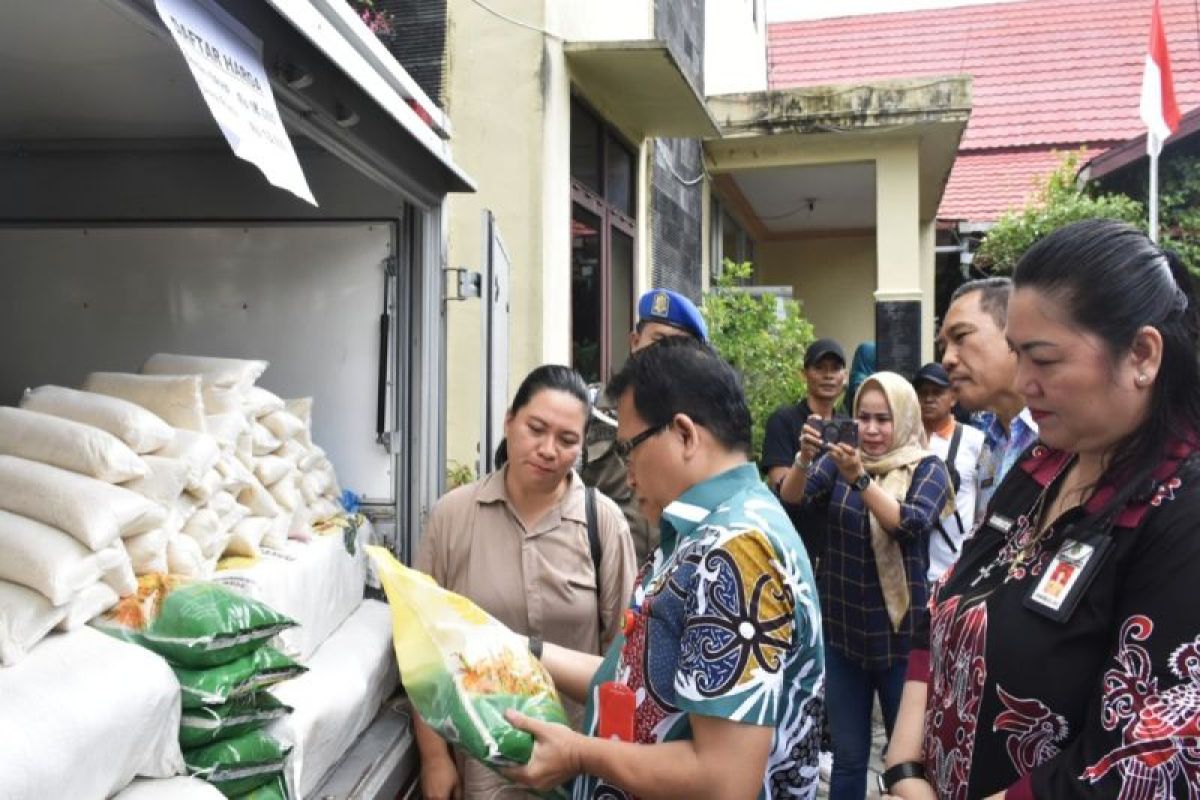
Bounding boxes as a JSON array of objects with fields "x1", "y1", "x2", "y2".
[
  {"x1": 0, "y1": 456, "x2": 164, "y2": 549},
  {"x1": 20, "y1": 385, "x2": 173, "y2": 454},
  {"x1": 368, "y1": 547, "x2": 568, "y2": 774},
  {"x1": 83, "y1": 373, "x2": 207, "y2": 433},
  {"x1": 0, "y1": 407, "x2": 147, "y2": 483}
]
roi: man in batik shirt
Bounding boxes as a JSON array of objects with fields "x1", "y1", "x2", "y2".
[{"x1": 503, "y1": 337, "x2": 825, "y2": 800}]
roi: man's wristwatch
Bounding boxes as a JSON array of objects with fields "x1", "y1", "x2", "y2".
[
  {"x1": 850, "y1": 472, "x2": 871, "y2": 492},
  {"x1": 793, "y1": 451, "x2": 811, "y2": 470}
]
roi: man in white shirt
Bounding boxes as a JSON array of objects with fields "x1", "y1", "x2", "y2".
[{"x1": 913, "y1": 362, "x2": 984, "y2": 583}]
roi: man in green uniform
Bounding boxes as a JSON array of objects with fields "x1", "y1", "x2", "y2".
[{"x1": 581, "y1": 288, "x2": 709, "y2": 564}]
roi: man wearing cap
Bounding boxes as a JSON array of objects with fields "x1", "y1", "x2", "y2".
[
  {"x1": 913, "y1": 362, "x2": 984, "y2": 582},
  {"x1": 581, "y1": 288, "x2": 709, "y2": 564},
  {"x1": 761, "y1": 337, "x2": 850, "y2": 565}
]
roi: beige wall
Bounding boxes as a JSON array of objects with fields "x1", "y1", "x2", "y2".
[
  {"x1": 756, "y1": 235, "x2": 877, "y2": 356},
  {"x1": 443, "y1": 0, "x2": 551, "y2": 471}
]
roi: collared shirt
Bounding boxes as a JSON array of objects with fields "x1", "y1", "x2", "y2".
[
  {"x1": 573, "y1": 464, "x2": 824, "y2": 800},
  {"x1": 973, "y1": 408, "x2": 1039, "y2": 527},
  {"x1": 802, "y1": 454, "x2": 950, "y2": 670},
  {"x1": 416, "y1": 467, "x2": 638, "y2": 800}
]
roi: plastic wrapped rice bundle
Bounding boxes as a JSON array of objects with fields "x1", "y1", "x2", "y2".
[{"x1": 368, "y1": 547, "x2": 568, "y2": 774}]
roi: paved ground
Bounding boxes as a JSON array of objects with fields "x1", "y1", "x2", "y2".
[{"x1": 817, "y1": 700, "x2": 888, "y2": 800}]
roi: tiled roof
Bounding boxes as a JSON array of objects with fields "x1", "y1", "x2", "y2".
[
  {"x1": 768, "y1": 0, "x2": 1200, "y2": 151},
  {"x1": 939, "y1": 146, "x2": 1099, "y2": 222}
]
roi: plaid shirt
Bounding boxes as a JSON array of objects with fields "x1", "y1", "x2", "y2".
[{"x1": 803, "y1": 454, "x2": 950, "y2": 669}]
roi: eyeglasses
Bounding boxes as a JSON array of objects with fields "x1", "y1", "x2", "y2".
[{"x1": 614, "y1": 423, "x2": 668, "y2": 462}]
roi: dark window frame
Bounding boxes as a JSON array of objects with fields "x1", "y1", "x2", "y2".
[{"x1": 570, "y1": 96, "x2": 638, "y2": 383}]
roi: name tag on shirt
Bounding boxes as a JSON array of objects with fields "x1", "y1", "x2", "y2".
[
  {"x1": 1024, "y1": 537, "x2": 1112, "y2": 623},
  {"x1": 985, "y1": 513, "x2": 1014, "y2": 533}
]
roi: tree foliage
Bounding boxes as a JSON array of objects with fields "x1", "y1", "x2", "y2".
[
  {"x1": 974, "y1": 151, "x2": 1144, "y2": 273},
  {"x1": 702, "y1": 260, "x2": 815, "y2": 462}
]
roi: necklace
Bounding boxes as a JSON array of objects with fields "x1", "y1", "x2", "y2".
[{"x1": 970, "y1": 455, "x2": 1076, "y2": 587}]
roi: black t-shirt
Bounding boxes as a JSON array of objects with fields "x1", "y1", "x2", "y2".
[{"x1": 761, "y1": 399, "x2": 849, "y2": 563}]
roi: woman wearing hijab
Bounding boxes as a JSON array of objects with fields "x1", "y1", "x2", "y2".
[{"x1": 779, "y1": 371, "x2": 952, "y2": 800}]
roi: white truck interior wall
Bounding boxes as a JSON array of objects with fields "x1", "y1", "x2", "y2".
[{"x1": 0, "y1": 146, "x2": 438, "y2": 513}]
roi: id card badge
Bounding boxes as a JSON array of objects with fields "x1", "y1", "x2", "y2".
[{"x1": 1023, "y1": 536, "x2": 1113, "y2": 623}]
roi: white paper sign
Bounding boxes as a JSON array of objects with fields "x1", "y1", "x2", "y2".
[{"x1": 155, "y1": 0, "x2": 317, "y2": 205}]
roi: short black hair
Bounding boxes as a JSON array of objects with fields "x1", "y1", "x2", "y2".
[
  {"x1": 950, "y1": 276, "x2": 1013, "y2": 329},
  {"x1": 606, "y1": 337, "x2": 751, "y2": 455}
]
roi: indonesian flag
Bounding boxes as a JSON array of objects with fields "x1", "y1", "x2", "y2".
[{"x1": 1140, "y1": 0, "x2": 1181, "y2": 156}]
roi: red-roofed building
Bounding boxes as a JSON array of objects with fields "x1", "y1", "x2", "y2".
[{"x1": 768, "y1": 0, "x2": 1200, "y2": 223}]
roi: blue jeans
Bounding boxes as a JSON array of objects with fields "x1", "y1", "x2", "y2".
[{"x1": 826, "y1": 647, "x2": 908, "y2": 800}]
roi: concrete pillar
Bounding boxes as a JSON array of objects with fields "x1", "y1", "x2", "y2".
[{"x1": 873, "y1": 140, "x2": 924, "y2": 377}]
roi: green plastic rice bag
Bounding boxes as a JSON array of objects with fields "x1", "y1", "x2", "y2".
[
  {"x1": 185, "y1": 730, "x2": 290, "y2": 797},
  {"x1": 180, "y1": 692, "x2": 293, "y2": 749},
  {"x1": 231, "y1": 774, "x2": 288, "y2": 799},
  {"x1": 368, "y1": 546, "x2": 568, "y2": 770},
  {"x1": 175, "y1": 646, "x2": 305, "y2": 709},
  {"x1": 95, "y1": 575, "x2": 295, "y2": 667}
]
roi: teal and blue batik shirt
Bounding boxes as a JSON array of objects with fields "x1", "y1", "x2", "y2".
[{"x1": 572, "y1": 463, "x2": 825, "y2": 800}]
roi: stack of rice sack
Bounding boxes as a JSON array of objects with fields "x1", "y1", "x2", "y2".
[
  {"x1": 0, "y1": 398, "x2": 168, "y2": 666},
  {"x1": 95, "y1": 577, "x2": 303, "y2": 798}
]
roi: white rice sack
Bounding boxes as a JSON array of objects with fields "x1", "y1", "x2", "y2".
[
  {"x1": 204, "y1": 412, "x2": 248, "y2": 449},
  {"x1": 167, "y1": 535, "x2": 208, "y2": 578},
  {"x1": 215, "y1": 453, "x2": 254, "y2": 496},
  {"x1": 276, "y1": 439, "x2": 308, "y2": 468},
  {"x1": 311, "y1": 497, "x2": 343, "y2": 522},
  {"x1": 299, "y1": 473, "x2": 321, "y2": 505},
  {"x1": 266, "y1": 512, "x2": 293, "y2": 549},
  {"x1": 297, "y1": 450, "x2": 324, "y2": 472},
  {"x1": 19, "y1": 385, "x2": 173, "y2": 454},
  {"x1": 102, "y1": 543, "x2": 138, "y2": 597},
  {"x1": 0, "y1": 456, "x2": 165, "y2": 549},
  {"x1": 225, "y1": 517, "x2": 271, "y2": 558},
  {"x1": 238, "y1": 474, "x2": 282, "y2": 518},
  {"x1": 125, "y1": 528, "x2": 169, "y2": 576},
  {"x1": 112, "y1": 777, "x2": 226, "y2": 799},
  {"x1": 55, "y1": 582, "x2": 119, "y2": 632},
  {"x1": 154, "y1": 429, "x2": 221, "y2": 488},
  {"x1": 288, "y1": 506, "x2": 315, "y2": 544},
  {"x1": 251, "y1": 422, "x2": 281, "y2": 456},
  {"x1": 243, "y1": 386, "x2": 285, "y2": 418},
  {"x1": 0, "y1": 511, "x2": 124, "y2": 605},
  {"x1": 0, "y1": 580, "x2": 67, "y2": 666},
  {"x1": 83, "y1": 373, "x2": 207, "y2": 433},
  {"x1": 121, "y1": 455, "x2": 191, "y2": 505},
  {"x1": 142, "y1": 353, "x2": 268, "y2": 391},
  {"x1": 0, "y1": 407, "x2": 147, "y2": 483},
  {"x1": 181, "y1": 509, "x2": 230, "y2": 560},
  {"x1": 186, "y1": 468, "x2": 223, "y2": 503},
  {"x1": 285, "y1": 397, "x2": 312, "y2": 426},
  {"x1": 260, "y1": 410, "x2": 306, "y2": 442},
  {"x1": 267, "y1": 471, "x2": 301, "y2": 512},
  {"x1": 235, "y1": 431, "x2": 254, "y2": 463},
  {"x1": 254, "y1": 455, "x2": 291, "y2": 487},
  {"x1": 201, "y1": 385, "x2": 243, "y2": 416}
]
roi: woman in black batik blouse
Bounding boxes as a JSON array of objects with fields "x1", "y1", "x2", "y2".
[{"x1": 881, "y1": 219, "x2": 1200, "y2": 800}]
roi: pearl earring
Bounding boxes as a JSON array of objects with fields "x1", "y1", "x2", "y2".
[{"x1": 1137, "y1": 374, "x2": 1149, "y2": 385}]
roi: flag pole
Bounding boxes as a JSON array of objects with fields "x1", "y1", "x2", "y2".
[{"x1": 1149, "y1": 146, "x2": 1160, "y2": 243}]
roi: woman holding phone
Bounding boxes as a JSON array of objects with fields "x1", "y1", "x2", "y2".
[{"x1": 780, "y1": 371, "x2": 952, "y2": 800}]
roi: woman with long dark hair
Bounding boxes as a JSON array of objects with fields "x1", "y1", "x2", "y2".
[
  {"x1": 412, "y1": 365, "x2": 637, "y2": 800},
  {"x1": 882, "y1": 219, "x2": 1200, "y2": 799}
]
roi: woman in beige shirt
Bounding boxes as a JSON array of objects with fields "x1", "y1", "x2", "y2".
[{"x1": 413, "y1": 365, "x2": 637, "y2": 800}]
